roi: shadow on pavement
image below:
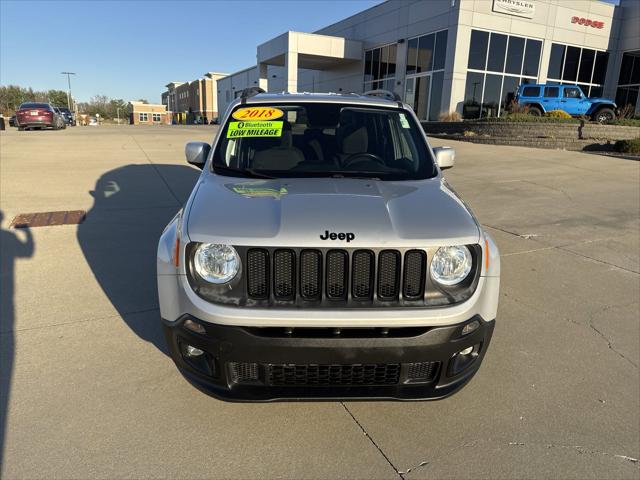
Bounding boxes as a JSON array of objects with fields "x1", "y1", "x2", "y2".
[
  {"x1": 0, "y1": 211, "x2": 34, "y2": 471},
  {"x1": 76, "y1": 164, "x2": 200, "y2": 356}
]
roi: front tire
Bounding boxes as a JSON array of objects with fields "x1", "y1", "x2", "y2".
[
  {"x1": 593, "y1": 108, "x2": 615, "y2": 124},
  {"x1": 528, "y1": 105, "x2": 542, "y2": 116}
]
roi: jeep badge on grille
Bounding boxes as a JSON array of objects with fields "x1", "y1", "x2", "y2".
[{"x1": 320, "y1": 230, "x2": 355, "y2": 242}]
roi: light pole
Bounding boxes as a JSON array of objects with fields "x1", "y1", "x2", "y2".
[{"x1": 61, "y1": 72, "x2": 76, "y2": 110}]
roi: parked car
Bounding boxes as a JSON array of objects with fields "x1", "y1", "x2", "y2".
[
  {"x1": 15, "y1": 102, "x2": 66, "y2": 130},
  {"x1": 56, "y1": 107, "x2": 76, "y2": 126},
  {"x1": 515, "y1": 84, "x2": 617, "y2": 123},
  {"x1": 157, "y1": 89, "x2": 501, "y2": 401}
]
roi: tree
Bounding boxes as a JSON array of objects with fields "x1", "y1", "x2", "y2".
[
  {"x1": 107, "y1": 98, "x2": 128, "y2": 119},
  {"x1": 47, "y1": 90, "x2": 70, "y2": 107},
  {"x1": 136, "y1": 99, "x2": 149, "y2": 104}
]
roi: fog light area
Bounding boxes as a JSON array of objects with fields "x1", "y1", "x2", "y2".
[
  {"x1": 448, "y1": 343, "x2": 480, "y2": 376},
  {"x1": 186, "y1": 345, "x2": 204, "y2": 357}
]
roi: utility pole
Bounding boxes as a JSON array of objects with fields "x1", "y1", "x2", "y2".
[{"x1": 61, "y1": 72, "x2": 76, "y2": 110}]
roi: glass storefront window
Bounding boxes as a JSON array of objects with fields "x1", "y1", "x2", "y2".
[
  {"x1": 501, "y1": 75, "x2": 520, "y2": 114},
  {"x1": 429, "y1": 72, "x2": 444, "y2": 121},
  {"x1": 616, "y1": 50, "x2": 640, "y2": 112},
  {"x1": 364, "y1": 50, "x2": 372, "y2": 82},
  {"x1": 468, "y1": 30, "x2": 489, "y2": 71},
  {"x1": 406, "y1": 38, "x2": 418, "y2": 75},
  {"x1": 547, "y1": 43, "x2": 609, "y2": 98},
  {"x1": 483, "y1": 74, "x2": 502, "y2": 117},
  {"x1": 404, "y1": 29, "x2": 448, "y2": 121},
  {"x1": 363, "y1": 42, "x2": 397, "y2": 93},
  {"x1": 487, "y1": 34, "x2": 507, "y2": 72},
  {"x1": 593, "y1": 51, "x2": 609, "y2": 85},
  {"x1": 465, "y1": 30, "x2": 541, "y2": 118},
  {"x1": 505, "y1": 36, "x2": 525, "y2": 75},
  {"x1": 548, "y1": 44, "x2": 565, "y2": 79},
  {"x1": 522, "y1": 40, "x2": 542, "y2": 77},
  {"x1": 417, "y1": 34, "x2": 434, "y2": 73},
  {"x1": 463, "y1": 72, "x2": 484, "y2": 119},
  {"x1": 563, "y1": 46, "x2": 580, "y2": 81},
  {"x1": 387, "y1": 44, "x2": 397, "y2": 77},
  {"x1": 578, "y1": 49, "x2": 595, "y2": 83},
  {"x1": 433, "y1": 30, "x2": 448, "y2": 70},
  {"x1": 415, "y1": 76, "x2": 430, "y2": 120}
]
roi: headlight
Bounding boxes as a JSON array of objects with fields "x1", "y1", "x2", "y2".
[
  {"x1": 430, "y1": 246, "x2": 472, "y2": 286},
  {"x1": 193, "y1": 243, "x2": 240, "y2": 284}
]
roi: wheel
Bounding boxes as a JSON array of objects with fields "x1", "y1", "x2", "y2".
[
  {"x1": 594, "y1": 108, "x2": 615, "y2": 124},
  {"x1": 528, "y1": 105, "x2": 542, "y2": 116}
]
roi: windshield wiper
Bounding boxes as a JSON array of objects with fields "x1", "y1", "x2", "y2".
[
  {"x1": 213, "y1": 165, "x2": 276, "y2": 179},
  {"x1": 306, "y1": 170, "x2": 390, "y2": 180},
  {"x1": 330, "y1": 173, "x2": 382, "y2": 181}
]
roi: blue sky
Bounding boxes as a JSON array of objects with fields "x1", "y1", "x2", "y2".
[{"x1": 0, "y1": 0, "x2": 380, "y2": 103}]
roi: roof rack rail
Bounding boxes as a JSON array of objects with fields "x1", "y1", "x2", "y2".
[
  {"x1": 363, "y1": 89, "x2": 402, "y2": 102},
  {"x1": 239, "y1": 87, "x2": 266, "y2": 103}
]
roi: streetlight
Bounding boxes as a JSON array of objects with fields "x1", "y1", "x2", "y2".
[{"x1": 61, "y1": 71, "x2": 76, "y2": 110}]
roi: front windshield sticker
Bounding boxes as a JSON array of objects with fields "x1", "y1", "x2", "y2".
[
  {"x1": 227, "y1": 120, "x2": 283, "y2": 138},
  {"x1": 232, "y1": 107, "x2": 284, "y2": 121},
  {"x1": 399, "y1": 113, "x2": 411, "y2": 129}
]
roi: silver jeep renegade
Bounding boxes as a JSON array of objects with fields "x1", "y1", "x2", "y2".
[{"x1": 157, "y1": 90, "x2": 500, "y2": 401}]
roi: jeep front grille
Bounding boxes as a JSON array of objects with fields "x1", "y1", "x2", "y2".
[{"x1": 245, "y1": 248, "x2": 427, "y2": 305}]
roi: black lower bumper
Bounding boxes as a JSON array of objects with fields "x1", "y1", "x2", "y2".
[{"x1": 162, "y1": 316, "x2": 494, "y2": 401}]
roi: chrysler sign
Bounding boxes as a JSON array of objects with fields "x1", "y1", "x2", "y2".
[{"x1": 493, "y1": 0, "x2": 535, "y2": 19}]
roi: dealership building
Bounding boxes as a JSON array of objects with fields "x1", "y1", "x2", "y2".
[{"x1": 209, "y1": 0, "x2": 639, "y2": 120}]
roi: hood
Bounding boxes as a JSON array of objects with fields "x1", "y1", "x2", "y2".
[{"x1": 186, "y1": 174, "x2": 480, "y2": 248}]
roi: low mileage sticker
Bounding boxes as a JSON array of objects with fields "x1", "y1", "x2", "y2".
[{"x1": 226, "y1": 121, "x2": 283, "y2": 138}]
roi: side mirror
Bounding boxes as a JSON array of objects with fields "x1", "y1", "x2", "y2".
[
  {"x1": 185, "y1": 141, "x2": 211, "y2": 169},
  {"x1": 433, "y1": 146, "x2": 455, "y2": 170}
]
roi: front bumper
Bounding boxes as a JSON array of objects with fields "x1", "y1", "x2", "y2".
[{"x1": 163, "y1": 315, "x2": 494, "y2": 401}]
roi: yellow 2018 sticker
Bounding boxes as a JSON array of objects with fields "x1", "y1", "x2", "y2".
[
  {"x1": 227, "y1": 121, "x2": 283, "y2": 138},
  {"x1": 232, "y1": 107, "x2": 283, "y2": 121}
]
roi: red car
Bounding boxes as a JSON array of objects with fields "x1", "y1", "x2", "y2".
[{"x1": 15, "y1": 102, "x2": 66, "y2": 130}]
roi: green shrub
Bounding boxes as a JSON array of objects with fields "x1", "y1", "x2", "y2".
[
  {"x1": 612, "y1": 118, "x2": 640, "y2": 127},
  {"x1": 475, "y1": 114, "x2": 580, "y2": 123},
  {"x1": 545, "y1": 109, "x2": 572, "y2": 119},
  {"x1": 614, "y1": 138, "x2": 640, "y2": 154}
]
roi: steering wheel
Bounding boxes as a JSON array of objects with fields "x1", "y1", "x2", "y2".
[{"x1": 342, "y1": 152, "x2": 386, "y2": 168}]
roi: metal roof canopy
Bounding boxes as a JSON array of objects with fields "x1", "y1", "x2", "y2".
[{"x1": 257, "y1": 31, "x2": 363, "y2": 70}]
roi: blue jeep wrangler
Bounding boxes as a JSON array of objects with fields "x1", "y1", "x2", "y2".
[{"x1": 515, "y1": 84, "x2": 617, "y2": 123}]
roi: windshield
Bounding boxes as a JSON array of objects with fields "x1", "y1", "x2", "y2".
[{"x1": 212, "y1": 103, "x2": 437, "y2": 180}]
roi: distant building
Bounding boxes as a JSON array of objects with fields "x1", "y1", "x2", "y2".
[
  {"x1": 161, "y1": 72, "x2": 227, "y2": 124},
  {"x1": 128, "y1": 101, "x2": 170, "y2": 125}
]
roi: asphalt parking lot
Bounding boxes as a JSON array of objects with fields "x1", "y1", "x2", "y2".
[{"x1": 1, "y1": 125, "x2": 638, "y2": 479}]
